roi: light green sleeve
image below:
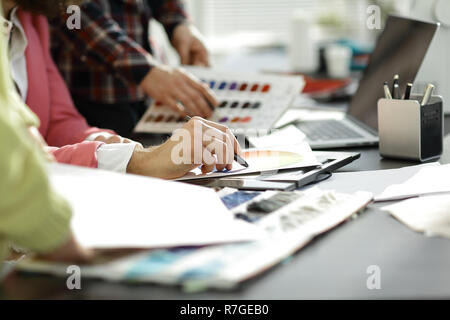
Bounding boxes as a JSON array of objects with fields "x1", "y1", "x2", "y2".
[{"x1": 0, "y1": 110, "x2": 72, "y2": 258}]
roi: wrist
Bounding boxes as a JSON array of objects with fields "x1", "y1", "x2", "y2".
[
  {"x1": 127, "y1": 148, "x2": 150, "y2": 175},
  {"x1": 168, "y1": 20, "x2": 191, "y2": 42}
]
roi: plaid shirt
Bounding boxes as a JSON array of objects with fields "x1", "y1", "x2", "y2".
[{"x1": 50, "y1": 0, "x2": 188, "y2": 104}]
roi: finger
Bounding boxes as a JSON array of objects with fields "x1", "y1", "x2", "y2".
[
  {"x1": 163, "y1": 97, "x2": 187, "y2": 116},
  {"x1": 183, "y1": 73, "x2": 219, "y2": 108},
  {"x1": 106, "y1": 135, "x2": 122, "y2": 144},
  {"x1": 201, "y1": 163, "x2": 216, "y2": 174},
  {"x1": 200, "y1": 148, "x2": 216, "y2": 171},
  {"x1": 175, "y1": 89, "x2": 206, "y2": 118},
  {"x1": 201, "y1": 119, "x2": 242, "y2": 155},
  {"x1": 180, "y1": 82, "x2": 212, "y2": 118},
  {"x1": 202, "y1": 127, "x2": 234, "y2": 166}
]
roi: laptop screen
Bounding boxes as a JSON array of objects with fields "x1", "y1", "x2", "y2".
[{"x1": 348, "y1": 15, "x2": 438, "y2": 131}]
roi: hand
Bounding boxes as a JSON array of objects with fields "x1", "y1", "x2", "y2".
[
  {"x1": 93, "y1": 134, "x2": 133, "y2": 144},
  {"x1": 127, "y1": 117, "x2": 242, "y2": 179},
  {"x1": 139, "y1": 65, "x2": 218, "y2": 118},
  {"x1": 39, "y1": 232, "x2": 94, "y2": 264},
  {"x1": 171, "y1": 23, "x2": 210, "y2": 67}
]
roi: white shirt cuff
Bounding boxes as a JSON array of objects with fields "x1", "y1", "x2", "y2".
[{"x1": 96, "y1": 143, "x2": 137, "y2": 173}]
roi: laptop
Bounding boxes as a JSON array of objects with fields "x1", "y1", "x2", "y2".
[{"x1": 294, "y1": 15, "x2": 439, "y2": 149}]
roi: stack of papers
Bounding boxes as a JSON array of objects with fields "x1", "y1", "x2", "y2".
[
  {"x1": 47, "y1": 164, "x2": 263, "y2": 249},
  {"x1": 18, "y1": 187, "x2": 373, "y2": 291},
  {"x1": 382, "y1": 195, "x2": 450, "y2": 239},
  {"x1": 375, "y1": 163, "x2": 450, "y2": 202}
]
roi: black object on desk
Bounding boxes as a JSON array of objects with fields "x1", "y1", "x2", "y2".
[{"x1": 187, "y1": 151, "x2": 360, "y2": 191}]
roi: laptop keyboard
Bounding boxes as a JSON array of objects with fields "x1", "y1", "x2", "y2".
[{"x1": 296, "y1": 120, "x2": 364, "y2": 141}]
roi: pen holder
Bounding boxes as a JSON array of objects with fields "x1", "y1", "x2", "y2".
[{"x1": 377, "y1": 95, "x2": 443, "y2": 162}]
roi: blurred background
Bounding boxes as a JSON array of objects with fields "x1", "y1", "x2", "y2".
[
  {"x1": 152, "y1": 0, "x2": 411, "y2": 68},
  {"x1": 150, "y1": 0, "x2": 449, "y2": 110}
]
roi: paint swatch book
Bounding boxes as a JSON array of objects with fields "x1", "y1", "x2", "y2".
[{"x1": 134, "y1": 66, "x2": 304, "y2": 134}]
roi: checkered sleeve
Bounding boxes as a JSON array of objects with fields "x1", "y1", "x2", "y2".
[
  {"x1": 148, "y1": 0, "x2": 190, "y2": 40},
  {"x1": 52, "y1": 1, "x2": 154, "y2": 87}
]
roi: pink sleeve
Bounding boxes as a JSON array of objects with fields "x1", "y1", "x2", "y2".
[
  {"x1": 45, "y1": 141, "x2": 104, "y2": 168},
  {"x1": 36, "y1": 16, "x2": 115, "y2": 147}
]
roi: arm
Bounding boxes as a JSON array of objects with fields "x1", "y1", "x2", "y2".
[
  {"x1": 35, "y1": 15, "x2": 114, "y2": 147},
  {"x1": 0, "y1": 111, "x2": 72, "y2": 255},
  {"x1": 51, "y1": 2, "x2": 215, "y2": 118},
  {"x1": 148, "y1": 0, "x2": 189, "y2": 40},
  {"x1": 51, "y1": 1, "x2": 155, "y2": 88}
]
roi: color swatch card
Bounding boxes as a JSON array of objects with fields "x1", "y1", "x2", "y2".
[{"x1": 134, "y1": 66, "x2": 304, "y2": 134}]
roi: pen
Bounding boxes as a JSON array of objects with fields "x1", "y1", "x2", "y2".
[
  {"x1": 404, "y1": 83, "x2": 413, "y2": 100},
  {"x1": 421, "y1": 84, "x2": 435, "y2": 106},
  {"x1": 392, "y1": 74, "x2": 401, "y2": 99},
  {"x1": 383, "y1": 81, "x2": 393, "y2": 99},
  {"x1": 392, "y1": 74, "x2": 399, "y2": 97},
  {"x1": 393, "y1": 83, "x2": 401, "y2": 99},
  {"x1": 184, "y1": 115, "x2": 249, "y2": 168}
]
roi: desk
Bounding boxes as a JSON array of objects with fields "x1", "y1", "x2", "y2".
[
  {"x1": 2, "y1": 118, "x2": 449, "y2": 300},
  {"x1": 2, "y1": 50, "x2": 450, "y2": 300}
]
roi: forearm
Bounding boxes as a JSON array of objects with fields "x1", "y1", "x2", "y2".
[
  {"x1": 148, "y1": 0, "x2": 190, "y2": 40},
  {"x1": 0, "y1": 119, "x2": 72, "y2": 254},
  {"x1": 52, "y1": 1, "x2": 157, "y2": 87}
]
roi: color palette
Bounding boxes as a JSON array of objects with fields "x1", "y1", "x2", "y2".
[
  {"x1": 243, "y1": 150, "x2": 304, "y2": 171},
  {"x1": 134, "y1": 67, "x2": 304, "y2": 134}
]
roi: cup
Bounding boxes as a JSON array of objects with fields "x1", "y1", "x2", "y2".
[
  {"x1": 288, "y1": 12, "x2": 319, "y2": 73},
  {"x1": 325, "y1": 44, "x2": 352, "y2": 78}
]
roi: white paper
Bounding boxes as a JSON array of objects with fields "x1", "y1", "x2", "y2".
[
  {"x1": 18, "y1": 188, "x2": 373, "y2": 290},
  {"x1": 47, "y1": 164, "x2": 263, "y2": 249},
  {"x1": 248, "y1": 125, "x2": 306, "y2": 149},
  {"x1": 375, "y1": 163, "x2": 450, "y2": 202},
  {"x1": 382, "y1": 195, "x2": 450, "y2": 238}
]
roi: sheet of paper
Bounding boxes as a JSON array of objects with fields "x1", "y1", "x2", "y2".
[
  {"x1": 275, "y1": 108, "x2": 346, "y2": 129},
  {"x1": 314, "y1": 163, "x2": 440, "y2": 197},
  {"x1": 248, "y1": 125, "x2": 306, "y2": 149},
  {"x1": 375, "y1": 163, "x2": 450, "y2": 202},
  {"x1": 382, "y1": 195, "x2": 450, "y2": 238},
  {"x1": 47, "y1": 164, "x2": 263, "y2": 249},
  {"x1": 175, "y1": 144, "x2": 320, "y2": 181}
]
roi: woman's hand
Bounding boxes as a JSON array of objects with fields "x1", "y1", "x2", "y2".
[
  {"x1": 39, "y1": 232, "x2": 94, "y2": 264},
  {"x1": 127, "y1": 117, "x2": 242, "y2": 179}
]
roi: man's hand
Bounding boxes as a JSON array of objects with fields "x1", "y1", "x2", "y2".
[
  {"x1": 139, "y1": 65, "x2": 218, "y2": 118},
  {"x1": 127, "y1": 117, "x2": 242, "y2": 179},
  {"x1": 171, "y1": 23, "x2": 210, "y2": 67}
]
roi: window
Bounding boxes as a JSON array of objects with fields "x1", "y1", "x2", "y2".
[{"x1": 187, "y1": 0, "x2": 372, "y2": 51}]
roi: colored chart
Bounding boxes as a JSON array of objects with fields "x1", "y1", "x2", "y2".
[
  {"x1": 134, "y1": 66, "x2": 304, "y2": 134},
  {"x1": 242, "y1": 150, "x2": 304, "y2": 171}
]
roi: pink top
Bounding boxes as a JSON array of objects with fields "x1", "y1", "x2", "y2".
[{"x1": 19, "y1": 10, "x2": 115, "y2": 168}]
